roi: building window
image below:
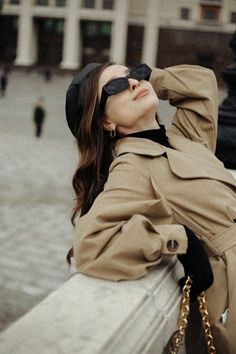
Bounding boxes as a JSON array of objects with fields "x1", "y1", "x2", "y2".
[
  {"x1": 200, "y1": 5, "x2": 221, "y2": 22},
  {"x1": 39, "y1": 18, "x2": 64, "y2": 32},
  {"x1": 80, "y1": 20, "x2": 112, "y2": 65},
  {"x1": 84, "y1": 22, "x2": 97, "y2": 36},
  {"x1": 103, "y1": 0, "x2": 114, "y2": 10},
  {"x1": 180, "y1": 8, "x2": 190, "y2": 20},
  {"x1": 100, "y1": 22, "x2": 111, "y2": 35},
  {"x1": 82, "y1": 21, "x2": 111, "y2": 37},
  {"x1": 56, "y1": 19, "x2": 64, "y2": 32},
  {"x1": 9, "y1": 0, "x2": 20, "y2": 4},
  {"x1": 81, "y1": 0, "x2": 95, "y2": 8},
  {"x1": 35, "y1": 0, "x2": 49, "y2": 5},
  {"x1": 231, "y1": 12, "x2": 236, "y2": 24},
  {"x1": 55, "y1": 0, "x2": 66, "y2": 6}
]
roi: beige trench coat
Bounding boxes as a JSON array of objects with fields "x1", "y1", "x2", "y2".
[{"x1": 73, "y1": 65, "x2": 236, "y2": 353}]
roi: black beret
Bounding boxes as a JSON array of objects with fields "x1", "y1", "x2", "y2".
[{"x1": 65, "y1": 63, "x2": 101, "y2": 137}]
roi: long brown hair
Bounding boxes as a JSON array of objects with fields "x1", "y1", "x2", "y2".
[{"x1": 67, "y1": 62, "x2": 115, "y2": 264}]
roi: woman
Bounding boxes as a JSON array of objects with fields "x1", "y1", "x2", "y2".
[{"x1": 65, "y1": 62, "x2": 236, "y2": 353}]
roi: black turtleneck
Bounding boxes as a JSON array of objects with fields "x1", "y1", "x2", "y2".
[{"x1": 124, "y1": 124, "x2": 173, "y2": 149}]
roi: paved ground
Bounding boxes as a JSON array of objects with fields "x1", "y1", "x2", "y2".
[
  {"x1": 0, "y1": 70, "x2": 77, "y2": 331},
  {"x1": 0, "y1": 69, "x2": 232, "y2": 333}
]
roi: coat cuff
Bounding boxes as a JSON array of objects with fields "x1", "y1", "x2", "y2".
[{"x1": 157, "y1": 225, "x2": 188, "y2": 255}]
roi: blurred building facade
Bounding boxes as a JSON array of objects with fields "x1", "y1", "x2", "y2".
[{"x1": 0, "y1": 0, "x2": 235, "y2": 82}]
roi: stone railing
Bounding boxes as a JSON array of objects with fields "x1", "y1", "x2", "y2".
[{"x1": 0, "y1": 257, "x2": 185, "y2": 354}]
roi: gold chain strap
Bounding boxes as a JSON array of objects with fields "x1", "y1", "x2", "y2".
[
  {"x1": 168, "y1": 276, "x2": 217, "y2": 354},
  {"x1": 168, "y1": 276, "x2": 192, "y2": 354},
  {"x1": 198, "y1": 292, "x2": 217, "y2": 354}
]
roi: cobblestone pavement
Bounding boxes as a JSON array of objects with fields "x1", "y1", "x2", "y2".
[
  {"x1": 0, "y1": 69, "x2": 231, "y2": 333},
  {"x1": 0, "y1": 70, "x2": 77, "y2": 331}
]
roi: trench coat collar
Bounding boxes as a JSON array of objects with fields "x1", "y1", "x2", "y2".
[
  {"x1": 115, "y1": 134, "x2": 236, "y2": 188},
  {"x1": 115, "y1": 137, "x2": 166, "y2": 157}
]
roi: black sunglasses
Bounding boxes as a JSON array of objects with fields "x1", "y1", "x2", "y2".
[{"x1": 100, "y1": 63, "x2": 152, "y2": 114}]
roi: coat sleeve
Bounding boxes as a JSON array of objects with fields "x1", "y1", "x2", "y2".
[
  {"x1": 150, "y1": 65, "x2": 218, "y2": 153},
  {"x1": 73, "y1": 161, "x2": 188, "y2": 281}
]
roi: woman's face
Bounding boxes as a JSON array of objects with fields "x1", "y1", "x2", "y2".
[{"x1": 98, "y1": 64, "x2": 159, "y2": 135}]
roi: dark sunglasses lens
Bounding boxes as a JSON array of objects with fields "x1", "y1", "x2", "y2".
[
  {"x1": 130, "y1": 64, "x2": 151, "y2": 81},
  {"x1": 104, "y1": 77, "x2": 129, "y2": 95}
]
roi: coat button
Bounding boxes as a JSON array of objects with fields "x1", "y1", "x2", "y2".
[{"x1": 167, "y1": 240, "x2": 179, "y2": 252}]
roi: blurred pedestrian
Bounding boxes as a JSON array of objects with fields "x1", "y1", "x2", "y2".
[
  {"x1": 33, "y1": 97, "x2": 46, "y2": 138},
  {"x1": 44, "y1": 69, "x2": 52, "y2": 82},
  {"x1": 0, "y1": 70, "x2": 8, "y2": 97}
]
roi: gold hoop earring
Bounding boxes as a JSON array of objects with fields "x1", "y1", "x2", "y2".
[{"x1": 110, "y1": 129, "x2": 116, "y2": 138}]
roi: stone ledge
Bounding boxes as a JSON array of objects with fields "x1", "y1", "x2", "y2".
[{"x1": 0, "y1": 257, "x2": 185, "y2": 354}]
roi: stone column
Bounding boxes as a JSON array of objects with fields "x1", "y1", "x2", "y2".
[
  {"x1": 15, "y1": 0, "x2": 37, "y2": 66},
  {"x1": 110, "y1": 0, "x2": 128, "y2": 64},
  {"x1": 60, "y1": 0, "x2": 80, "y2": 70},
  {"x1": 142, "y1": 0, "x2": 159, "y2": 67},
  {"x1": 191, "y1": 1, "x2": 200, "y2": 23},
  {"x1": 221, "y1": 0, "x2": 229, "y2": 25}
]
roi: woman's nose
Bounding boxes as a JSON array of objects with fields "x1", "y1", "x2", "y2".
[{"x1": 128, "y1": 78, "x2": 140, "y2": 91}]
